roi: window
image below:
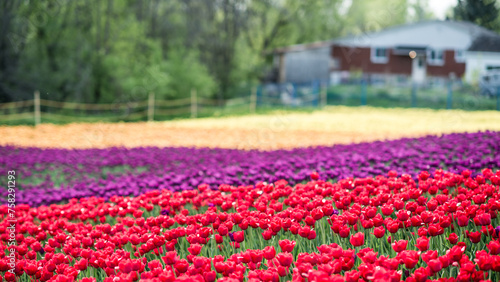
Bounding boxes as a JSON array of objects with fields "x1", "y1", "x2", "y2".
[
  {"x1": 455, "y1": 50, "x2": 465, "y2": 62},
  {"x1": 427, "y1": 49, "x2": 444, "y2": 65},
  {"x1": 371, "y1": 47, "x2": 388, "y2": 64}
]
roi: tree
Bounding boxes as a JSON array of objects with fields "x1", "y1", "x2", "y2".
[
  {"x1": 342, "y1": 0, "x2": 409, "y2": 35},
  {"x1": 408, "y1": 0, "x2": 435, "y2": 22},
  {"x1": 453, "y1": 0, "x2": 500, "y2": 31},
  {"x1": 1, "y1": 0, "x2": 435, "y2": 104}
]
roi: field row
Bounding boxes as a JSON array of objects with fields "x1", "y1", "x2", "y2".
[
  {"x1": 3, "y1": 131, "x2": 499, "y2": 207},
  {"x1": 1, "y1": 169, "x2": 499, "y2": 281},
  {"x1": 2, "y1": 107, "x2": 500, "y2": 150}
]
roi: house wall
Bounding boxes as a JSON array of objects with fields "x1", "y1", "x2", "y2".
[
  {"x1": 465, "y1": 51, "x2": 500, "y2": 83},
  {"x1": 331, "y1": 45, "x2": 412, "y2": 74},
  {"x1": 426, "y1": 50, "x2": 465, "y2": 78},
  {"x1": 331, "y1": 45, "x2": 466, "y2": 79},
  {"x1": 282, "y1": 46, "x2": 330, "y2": 83}
]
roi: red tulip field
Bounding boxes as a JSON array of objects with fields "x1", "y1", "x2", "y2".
[
  {"x1": 2, "y1": 168, "x2": 500, "y2": 281},
  {"x1": 2, "y1": 114, "x2": 500, "y2": 282}
]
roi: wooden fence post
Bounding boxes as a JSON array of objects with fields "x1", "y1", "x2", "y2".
[
  {"x1": 191, "y1": 89, "x2": 197, "y2": 118},
  {"x1": 250, "y1": 86, "x2": 257, "y2": 114},
  {"x1": 148, "y1": 92, "x2": 155, "y2": 122},
  {"x1": 34, "y1": 90, "x2": 41, "y2": 126}
]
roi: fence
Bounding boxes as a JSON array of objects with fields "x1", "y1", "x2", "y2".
[
  {"x1": 0, "y1": 88, "x2": 260, "y2": 125},
  {"x1": 0, "y1": 83, "x2": 329, "y2": 125},
  {"x1": 327, "y1": 80, "x2": 500, "y2": 111},
  {"x1": 1, "y1": 80, "x2": 499, "y2": 125}
]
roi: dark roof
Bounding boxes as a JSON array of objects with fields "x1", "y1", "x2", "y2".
[{"x1": 468, "y1": 34, "x2": 500, "y2": 52}]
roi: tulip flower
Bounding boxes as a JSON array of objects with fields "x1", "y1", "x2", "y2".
[
  {"x1": 279, "y1": 240, "x2": 296, "y2": 253},
  {"x1": 391, "y1": 240, "x2": 408, "y2": 253},
  {"x1": 233, "y1": 231, "x2": 245, "y2": 243},
  {"x1": 349, "y1": 232, "x2": 365, "y2": 247},
  {"x1": 415, "y1": 237, "x2": 429, "y2": 252},
  {"x1": 276, "y1": 252, "x2": 293, "y2": 267}
]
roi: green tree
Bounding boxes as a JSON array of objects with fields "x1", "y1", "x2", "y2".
[
  {"x1": 453, "y1": 0, "x2": 500, "y2": 31},
  {"x1": 408, "y1": 0, "x2": 435, "y2": 22},
  {"x1": 1, "y1": 0, "x2": 437, "y2": 105},
  {"x1": 342, "y1": 0, "x2": 409, "y2": 35}
]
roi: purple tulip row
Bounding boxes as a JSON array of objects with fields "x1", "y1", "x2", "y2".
[{"x1": 2, "y1": 131, "x2": 499, "y2": 207}]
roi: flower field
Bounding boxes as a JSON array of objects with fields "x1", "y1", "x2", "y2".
[
  {"x1": 2, "y1": 131, "x2": 500, "y2": 207},
  {"x1": 2, "y1": 169, "x2": 500, "y2": 282},
  {"x1": 2, "y1": 109, "x2": 500, "y2": 282},
  {"x1": 2, "y1": 107, "x2": 500, "y2": 150}
]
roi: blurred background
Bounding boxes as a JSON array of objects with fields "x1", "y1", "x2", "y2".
[{"x1": 1, "y1": 0, "x2": 500, "y2": 124}]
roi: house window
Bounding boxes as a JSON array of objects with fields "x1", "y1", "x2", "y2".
[
  {"x1": 371, "y1": 47, "x2": 388, "y2": 64},
  {"x1": 427, "y1": 49, "x2": 444, "y2": 65},
  {"x1": 455, "y1": 50, "x2": 465, "y2": 62}
]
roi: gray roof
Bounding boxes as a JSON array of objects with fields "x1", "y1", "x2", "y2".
[
  {"x1": 440, "y1": 20, "x2": 498, "y2": 38},
  {"x1": 272, "y1": 20, "x2": 500, "y2": 53},
  {"x1": 468, "y1": 34, "x2": 500, "y2": 52},
  {"x1": 443, "y1": 20, "x2": 500, "y2": 52}
]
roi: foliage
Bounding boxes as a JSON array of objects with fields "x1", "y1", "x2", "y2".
[
  {"x1": 1, "y1": 0, "x2": 437, "y2": 103},
  {"x1": 453, "y1": 0, "x2": 500, "y2": 31}
]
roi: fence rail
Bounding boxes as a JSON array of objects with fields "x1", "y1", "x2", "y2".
[
  {"x1": 0, "y1": 89, "x2": 265, "y2": 125},
  {"x1": 2, "y1": 81, "x2": 499, "y2": 125}
]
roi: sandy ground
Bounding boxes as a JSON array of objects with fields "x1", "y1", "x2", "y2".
[{"x1": 2, "y1": 106, "x2": 500, "y2": 150}]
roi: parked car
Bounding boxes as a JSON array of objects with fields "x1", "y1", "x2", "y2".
[{"x1": 479, "y1": 71, "x2": 500, "y2": 97}]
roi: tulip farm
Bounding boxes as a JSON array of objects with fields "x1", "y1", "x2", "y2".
[{"x1": 2, "y1": 108, "x2": 500, "y2": 282}]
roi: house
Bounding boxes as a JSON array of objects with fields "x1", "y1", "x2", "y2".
[{"x1": 272, "y1": 20, "x2": 500, "y2": 86}]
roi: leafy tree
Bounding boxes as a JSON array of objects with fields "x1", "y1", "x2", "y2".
[
  {"x1": 453, "y1": 0, "x2": 500, "y2": 31},
  {"x1": 161, "y1": 48, "x2": 217, "y2": 99},
  {"x1": 342, "y1": 0, "x2": 409, "y2": 35},
  {"x1": 408, "y1": 0, "x2": 435, "y2": 22},
  {"x1": 1, "y1": 0, "x2": 441, "y2": 104}
]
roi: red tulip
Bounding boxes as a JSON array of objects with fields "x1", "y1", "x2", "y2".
[
  {"x1": 467, "y1": 231, "x2": 482, "y2": 244},
  {"x1": 276, "y1": 252, "x2": 293, "y2": 267},
  {"x1": 427, "y1": 259, "x2": 443, "y2": 273},
  {"x1": 339, "y1": 226, "x2": 351, "y2": 238},
  {"x1": 279, "y1": 240, "x2": 296, "y2": 253},
  {"x1": 263, "y1": 246, "x2": 276, "y2": 260},
  {"x1": 188, "y1": 243, "x2": 202, "y2": 256},
  {"x1": 204, "y1": 271, "x2": 217, "y2": 282},
  {"x1": 488, "y1": 240, "x2": 500, "y2": 255},
  {"x1": 373, "y1": 226, "x2": 385, "y2": 238},
  {"x1": 162, "y1": 251, "x2": 179, "y2": 265},
  {"x1": 391, "y1": 240, "x2": 407, "y2": 253},
  {"x1": 174, "y1": 259, "x2": 189, "y2": 273},
  {"x1": 118, "y1": 260, "x2": 132, "y2": 274},
  {"x1": 310, "y1": 172, "x2": 319, "y2": 180},
  {"x1": 349, "y1": 232, "x2": 365, "y2": 247},
  {"x1": 415, "y1": 237, "x2": 429, "y2": 252},
  {"x1": 233, "y1": 231, "x2": 244, "y2": 243},
  {"x1": 475, "y1": 213, "x2": 491, "y2": 226},
  {"x1": 447, "y1": 233, "x2": 458, "y2": 245}
]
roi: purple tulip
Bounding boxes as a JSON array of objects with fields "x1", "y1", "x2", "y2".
[{"x1": 1, "y1": 131, "x2": 499, "y2": 207}]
